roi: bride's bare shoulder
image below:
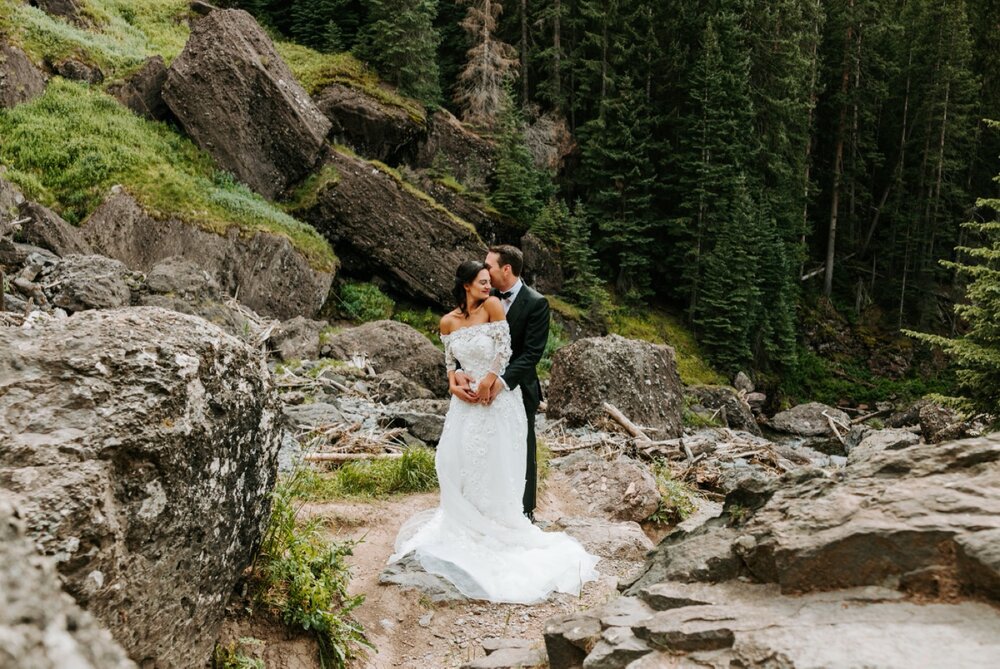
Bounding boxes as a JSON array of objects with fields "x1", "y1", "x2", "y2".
[
  {"x1": 439, "y1": 310, "x2": 462, "y2": 335},
  {"x1": 484, "y1": 296, "x2": 505, "y2": 322}
]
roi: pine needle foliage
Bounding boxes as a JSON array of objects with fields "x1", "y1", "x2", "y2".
[
  {"x1": 454, "y1": 0, "x2": 519, "y2": 128},
  {"x1": 906, "y1": 165, "x2": 1000, "y2": 416}
]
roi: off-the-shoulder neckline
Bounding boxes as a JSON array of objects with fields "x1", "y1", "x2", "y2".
[{"x1": 440, "y1": 320, "x2": 508, "y2": 340}]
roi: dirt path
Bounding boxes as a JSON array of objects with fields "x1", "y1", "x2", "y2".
[{"x1": 303, "y1": 474, "x2": 648, "y2": 669}]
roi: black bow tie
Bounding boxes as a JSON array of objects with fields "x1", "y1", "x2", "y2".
[{"x1": 498, "y1": 290, "x2": 513, "y2": 300}]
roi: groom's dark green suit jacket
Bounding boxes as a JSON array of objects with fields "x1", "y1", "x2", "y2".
[{"x1": 499, "y1": 284, "x2": 549, "y2": 412}]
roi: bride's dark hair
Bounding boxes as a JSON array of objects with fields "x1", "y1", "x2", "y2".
[{"x1": 453, "y1": 260, "x2": 488, "y2": 316}]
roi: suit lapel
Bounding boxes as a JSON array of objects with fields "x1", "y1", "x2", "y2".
[{"x1": 505, "y1": 285, "x2": 531, "y2": 326}]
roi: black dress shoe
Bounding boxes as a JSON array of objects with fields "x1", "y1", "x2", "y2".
[{"x1": 524, "y1": 511, "x2": 535, "y2": 522}]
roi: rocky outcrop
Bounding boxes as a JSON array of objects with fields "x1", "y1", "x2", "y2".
[
  {"x1": 270, "y1": 316, "x2": 327, "y2": 361},
  {"x1": 523, "y1": 112, "x2": 574, "y2": 172},
  {"x1": 0, "y1": 41, "x2": 46, "y2": 108},
  {"x1": 552, "y1": 517, "x2": 654, "y2": 560},
  {"x1": 685, "y1": 385, "x2": 760, "y2": 435},
  {"x1": 553, "y1": 451, "x2": 661, "y2": 523},
  {"x1": 769, "y1": 401, "x2": 849, "y2": 437},
  {"x1": 16, "y1": 200, "x2": 93, "y2": 256},
  {"x1": 108, "y1": 55, "x2": 170, "y2": 121},
  {"x1": 315, "y1": 82, "x2": 426, "y2": 163},
  {"x1": 547, "y1": 334, "x2": 684, "y2": 439},
  {"x1": 82, "y1": 189, "x2": 333, "y2": 319},
  {"x1": 321, "y1": 319, "x2": 448, "y2": 397},
  {"x1": 624, "y1": 434, "x2": 1000, "y2": 600},
  {"x1": 55, "y1": 57, "x2": 104, "y2": 84},
  {"x1": 416, "y1": 173, "x2": 523, "y2": 245},
  {"x1": 846, "y1": 426, "x2": 920, "y2": 464},
  {"x1": 413, "y1": 108, "x2": 496, "y2": 189},
  {"x1": 32, "y1": 0, "x2": 83, "y2": 22},
  {"x1": 292, "y1": 149, "x2": 486, "y2": 307},
  {"x1": 0, "y1": 501, "x2": 136, "y2": 669},
  {"x1": 520, "y1": 231, "x2": 563, "y2": 295},
  {"x1": 545, "y1": 581, "x2": 1000, "y2": 669},
  {"x1": 0, "y1": 307, "x2": 282, "y2": 667},
  {"x1": 41, "y1": 254, "x2": 137, "y2": 312},
  {"x1": 162, "y1": 9, "x2": 331, "y2": 198}
]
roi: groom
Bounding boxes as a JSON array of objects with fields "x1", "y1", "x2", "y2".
[{"x1": 454, "y1": 244, "x2": 550, "y2": 521}]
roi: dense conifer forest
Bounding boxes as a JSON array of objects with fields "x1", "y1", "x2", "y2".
[{"x1": 227, "y1": 0, "x2": 998, "y2": 412}]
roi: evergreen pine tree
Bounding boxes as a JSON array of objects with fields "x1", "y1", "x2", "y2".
[
  {"x1": 578, "y1": 75, "x2": 658, "y2": 301},
  {"x1": 357, "y1": 0, "x2": 442, "y2": 102},
  {"x1": 491, "y1": 88, "x2": 551, "y2": 227},
  {"x1": 532, "y1": 197, "x2": 599, "y2": 303},
  {"x1": 906, "y1": 151, "x2": 1000, "y2": 416}
]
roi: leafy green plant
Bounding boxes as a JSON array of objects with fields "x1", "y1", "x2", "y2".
[
  {"x1": 252, "y1": 473, "x2": 372, "y2": 669},
  {"x1": 647, "y1": 461, "x2": 697, "y2": 525},
  {"x1": 536, "y1": 440, "x2": 552, "y2": 492},
  {"x1": 212, "y1": 638, "x2": 265, "y2": 669},
  {"x1": 335, "y1": 281, "x2": 395, "y2": 323},
  {"x1": 299, "y1": 448, "x2": 438, "y2": 500}
]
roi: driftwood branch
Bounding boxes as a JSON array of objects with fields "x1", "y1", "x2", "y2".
[
  {"x1": 603, "y1": 402, "x2": 693, "y2": 463},
  {"x1": 304, "y1": 452, "x2": 404, "y2": 462},
  {"x1": 822, "y1": 410, "x2": 848, "y2": 446},
  {"x1": 850, "y1": 408, "x2": 891, "y2": 425}
]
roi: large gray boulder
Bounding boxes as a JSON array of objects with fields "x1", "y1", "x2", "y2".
[
  {"x1": 0, "y1": 41, "x2": 46, "y2": 108},
  {"x1": 0, "y1": 307, "x2": 282, "y2": 667},
  {"x1": 769, "y1": 401, "x2": 849, "y2": 437},
  {"x1": 42, "y1": 254, "x2": 136, "y2": 312},
  {"x1": 82, "y1": 189, "x2": 334, "y2": 319},
  {"x1": 315, "y1": 82, "x2": 426, "y2": 163},
  {"x1": 292, "y1": 149, "x2": 486, "y2": 307},
  {"x1": 520, "y1": 231, "x2": 563, "y2": 295},
  {"x1": 321, "y1": 320, "x2": 448, "y2": 397},
  {"x1": 162, "y1": 9, "x2": 331, "y2": 198},
  {"x1": 0, "y1": 501, "x2": 136, "y2": 669},
  {"x1": 547, "y1": 334, "x2": 684, "y2": 439}
]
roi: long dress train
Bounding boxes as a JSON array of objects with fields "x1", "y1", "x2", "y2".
[{"x1": 388, "y1": 320, "x2": 599, "y2": 604}]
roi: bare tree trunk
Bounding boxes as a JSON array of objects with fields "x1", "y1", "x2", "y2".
[
  {"x1": 553, "y1": 0, "x2": 561, "y2": 109},
  {"x1": 862, "y1": 49, "x2": 912, "y2": 256},
  {"x1": 825, "y1": 11, "x2": 853, "y2": 297},
  {"x1": 928, "y1": 80, "x2": 951, "y2": 264},
  {"x1": 800, "y1": 2, "x2": 821, "y2": 278},
  {"x1": 599, "y1": 6, "x2": 608, "y2": 114},
  {"x1": 521, "y1": 0, "x2": 529, "y2": 105}
]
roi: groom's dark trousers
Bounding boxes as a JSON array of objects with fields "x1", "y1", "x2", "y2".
[{"x1": 497, "y1": 284, "x2": 550, "y2": 516}]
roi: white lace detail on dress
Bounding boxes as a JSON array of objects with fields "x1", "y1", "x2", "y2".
[
  {"x1": 391, "y1": 319, "x2": 599, "y2": 604},
  {"x1": 441, "y1": 320, "x2": 512, "y2": 378}
]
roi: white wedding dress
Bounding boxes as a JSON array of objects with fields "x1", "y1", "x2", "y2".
[{"x1": 388, "y1": 320, "x2": 599, "y2": 604}]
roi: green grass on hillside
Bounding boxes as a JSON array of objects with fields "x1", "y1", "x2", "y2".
[
  {"x1": 275, "y1": 43, "x2": 426, "y2": 124},
  {"x1": 608, "y1": 308, "x2": 727, "y2": 386},
  {"x1": 0, "y1": 0, "x2": 191, "y2": 78},
  {"x1": 0, "y1": 79, "x2": 336, "y2": 271}
]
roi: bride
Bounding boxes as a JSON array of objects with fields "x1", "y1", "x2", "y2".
[{"x1": 388, "y1": 260, "x2": 599, "y2": 604}]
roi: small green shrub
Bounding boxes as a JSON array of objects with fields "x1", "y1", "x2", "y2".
[
  {"x1": 393, "y1": 307, "x2": 443, "y2": 348},
  {"x1": 647, "y1": 462, "x2": 697, "y2": 525},
  {"x1": 536, "y1": 440, "x2": 552, "y2": 491},
  {"x1": 212, "y1": 638, "x2": 265, "y2": 669},
  {"x1": 299, "y1": 448, "x2": 438, "y2": 500},
  {"x1": 253, "y1": 473, "x2": 371, "y2": 669},
  {"x1": 335, "y1": 281, "x2": 395, "y2": 323}
]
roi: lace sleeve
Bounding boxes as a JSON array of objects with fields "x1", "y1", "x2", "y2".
[
  {"x1": 442, "y1": 335, "x2": 457, "y2": 373},
  {"x1": 488, "y1": 322, "x2": 513, "y2": 376}
]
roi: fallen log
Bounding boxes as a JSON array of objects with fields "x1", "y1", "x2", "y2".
[{"x1": 304, "y1": 452, "x2": 404, "y2": 462}]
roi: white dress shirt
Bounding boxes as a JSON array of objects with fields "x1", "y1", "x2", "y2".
[{"x1": 500, "y1": 279, "x2": 523, "y2": 314}]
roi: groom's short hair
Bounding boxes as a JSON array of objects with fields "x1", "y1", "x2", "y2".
[{"x1": 489, "y1": 244, "x2": 523, "y2": 277}]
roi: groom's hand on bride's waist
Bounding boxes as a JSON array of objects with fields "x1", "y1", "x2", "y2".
[{"x1": 451, "y1": 371, "x2": 478, "y2": 403}]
